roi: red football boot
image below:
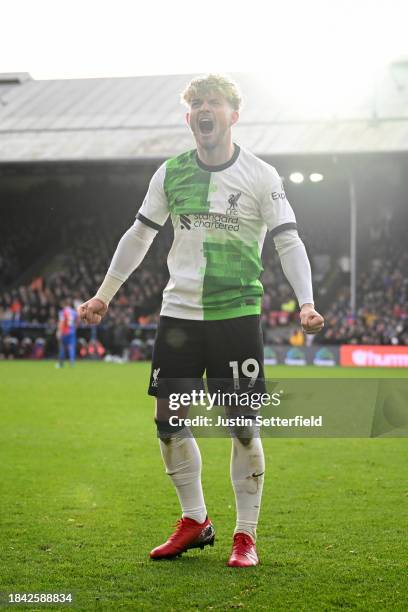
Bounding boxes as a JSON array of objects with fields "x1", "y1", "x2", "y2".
[
  {"x1": 227, "y1": 532, "x2": 259, "y2": 567},
  {"x1": 150, "y1": 517, "x2": 215, "y2": 560}
]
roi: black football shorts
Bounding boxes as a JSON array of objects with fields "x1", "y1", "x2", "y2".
[{"x1": 148, "y1": 315, "x2": 266, "y2": 400}]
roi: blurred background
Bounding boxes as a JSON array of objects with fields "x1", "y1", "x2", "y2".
[{"x1": 1, "y1": 0, "x2": 407, "y2": 367}]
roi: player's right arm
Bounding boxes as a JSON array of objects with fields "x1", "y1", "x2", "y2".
[{"x1": 77, "y1": 164, "x2": 169, "y2": 325}]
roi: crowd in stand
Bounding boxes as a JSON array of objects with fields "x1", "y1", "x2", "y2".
[
  {"x1": 1, "y1": 180, "x2": 407, "y2": 358},
  {"x1": 0, "y1": 201, "x2": 60, "y2": 289},
  {"x1": 320, "y1": 252, "x2": 408, "y2": 346}
]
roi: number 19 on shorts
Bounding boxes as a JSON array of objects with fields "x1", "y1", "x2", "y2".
[{"x1": 229, "y1": 358, "x2": 260, "y2": 390}]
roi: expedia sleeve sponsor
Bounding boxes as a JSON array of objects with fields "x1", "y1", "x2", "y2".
[{"x1": 258, "y1": 165, "x2": 297, "y2": 232}]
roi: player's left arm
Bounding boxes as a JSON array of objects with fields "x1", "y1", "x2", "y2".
[
  {"x1": 273, "y1": 230, "x2": 324, "y2": 334},
  {"x1": 258, "y1": 165, "x2": 324, "y2": 334}
]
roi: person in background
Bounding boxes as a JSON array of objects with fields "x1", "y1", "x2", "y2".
[
  {"x1": 56, "y1": 299, "x2": 78, "y2": 367},
  {"x1": 289, "y1": 328, "x2": 305, "y2": 347}
]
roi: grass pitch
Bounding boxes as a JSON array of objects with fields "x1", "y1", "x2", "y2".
[{"x1": 1, "y1": 362, "x2": 407, "y2": 611}]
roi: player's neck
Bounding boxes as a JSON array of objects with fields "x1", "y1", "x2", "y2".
[{"x1": 196, "y1": 140, "x2": 235, "y2": 168}]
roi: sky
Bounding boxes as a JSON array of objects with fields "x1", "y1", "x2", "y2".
[
  {"x1": 1, "y1": 0, "x2": 408, "y2": 114},
  {"x1": 2, "y1": 0, "x2": 407, "y2": 79}
]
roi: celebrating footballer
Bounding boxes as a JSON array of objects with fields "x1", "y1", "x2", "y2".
[{"x1": 78, "y1": 74, "x2": 324, "y2": 567}]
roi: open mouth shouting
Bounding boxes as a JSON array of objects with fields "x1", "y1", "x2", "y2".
[{"x1": 198, "y1": 116, "x2": 214, "y2": 135}]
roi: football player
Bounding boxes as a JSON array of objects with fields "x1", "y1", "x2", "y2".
[{"x1": 78, "y1": 74, "x2": 324, "y2": 566}]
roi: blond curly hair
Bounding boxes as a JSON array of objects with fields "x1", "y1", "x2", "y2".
[{"x1": 181, "y1": 74, "x2": 242, "y2": 111}]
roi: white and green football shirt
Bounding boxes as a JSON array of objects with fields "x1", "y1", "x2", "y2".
[{"x1": 137, "y1": 144, "x2": 297, "y2": 321}]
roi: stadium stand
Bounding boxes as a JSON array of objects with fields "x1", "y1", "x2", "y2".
[
  {"x1": 1, "y1": 68, "x2": 407, "y2": 359},
  {"x1": 0, "y1": 175, "x2": 407, "y2": 358}
]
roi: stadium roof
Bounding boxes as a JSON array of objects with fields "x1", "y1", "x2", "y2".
[{"x1": 1, "y1": 66, "x2": 408, "y2": 162}]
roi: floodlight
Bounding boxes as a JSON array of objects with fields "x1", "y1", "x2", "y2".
[
  {"x1": 310, "y1": 173, "x2": 324, "y2": 183},
  {"x1": 289, "y1": 172, "x2": 304, "y2": 184}
]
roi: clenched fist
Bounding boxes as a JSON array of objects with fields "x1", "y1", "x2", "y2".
[
  {"x1": 77, "y1": 297, "x2": 108, "y2": 325},
  {"x1": 300, "y1": 303, "x2": 325, "y2": 335}
]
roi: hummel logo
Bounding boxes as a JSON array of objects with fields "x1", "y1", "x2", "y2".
[
  {"x1": 226, "y1": 192, "x2": 241, "y2": 215},
  {"x1": 152, "y1": 367, "x2": 160, "y2": 387},
  {"x1": 180, "y1": 214, "x2": 191, "y2": 230}
]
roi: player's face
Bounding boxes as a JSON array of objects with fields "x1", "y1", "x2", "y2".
[{"x1": 186, "y1": 91, "x2": 239, "y2": 151}]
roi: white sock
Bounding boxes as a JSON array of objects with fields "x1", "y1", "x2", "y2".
[
  {"x1": 159, "y1": 430, "x2": 207, "y2": 524},
  {"x1": 230, "y1": 436, "x2": 265, "y2": 542}
]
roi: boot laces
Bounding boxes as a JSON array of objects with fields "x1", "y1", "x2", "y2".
[
  {"x1": 168, "y1": 518, "x2": 196, "y2": 541},
  {"x1": 233, "y1": 533, "x2": 254, "y2": 553}
]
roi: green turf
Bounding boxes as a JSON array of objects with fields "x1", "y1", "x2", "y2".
[{"x1": 1, "y1": 362, "x2": 407, "y2": 611}]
